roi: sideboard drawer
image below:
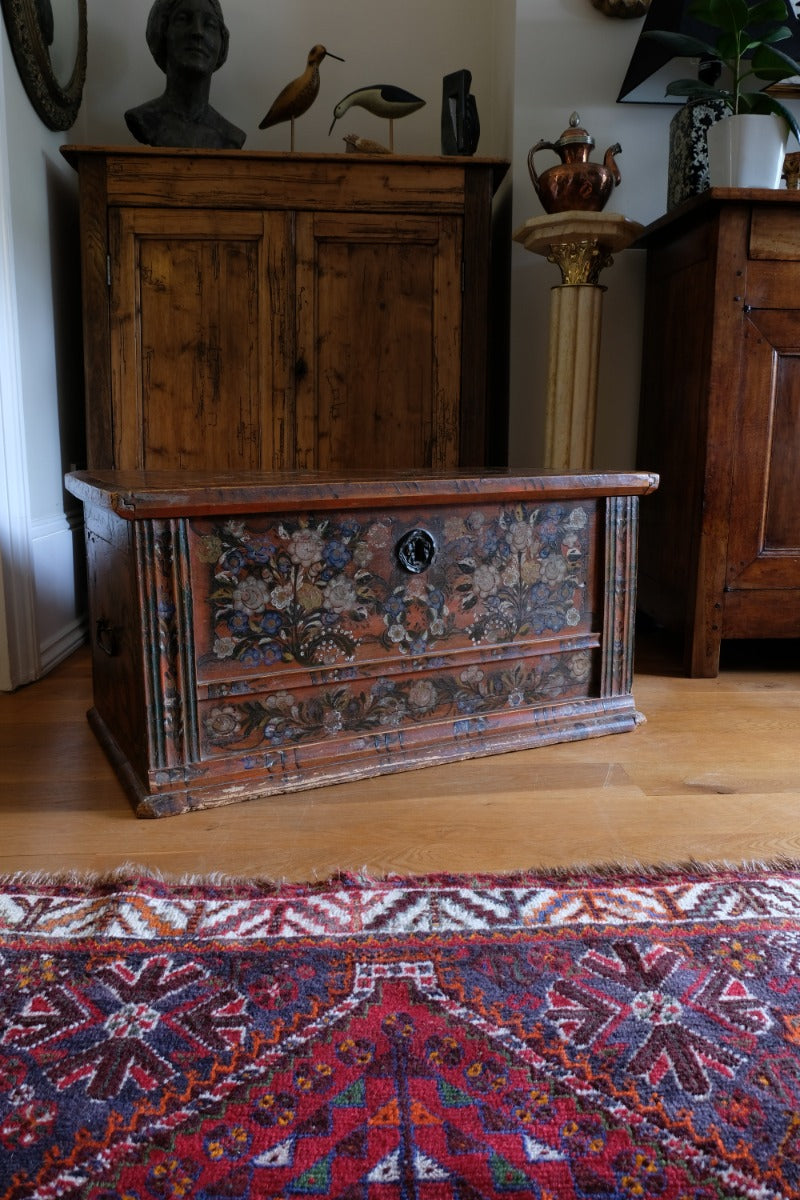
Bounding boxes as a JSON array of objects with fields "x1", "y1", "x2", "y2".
[{"x1": 66, "y1": 468, "x2": 657, "y2": 817}]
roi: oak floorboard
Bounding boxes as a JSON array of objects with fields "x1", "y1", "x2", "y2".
[{"x1": 1, "y1": 633, "x2": 798, "y2": 881}]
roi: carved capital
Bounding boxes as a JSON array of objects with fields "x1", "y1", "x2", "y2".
[{"x1": 546, "y1": 239, "x2": 614, "y2": 286}]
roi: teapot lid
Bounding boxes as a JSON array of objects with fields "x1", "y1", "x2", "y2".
[{"x1": 555, "y1": 112, "x2": 595, "y2": 150}]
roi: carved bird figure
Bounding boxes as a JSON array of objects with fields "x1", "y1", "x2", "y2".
[
  {"x1": 343, "y1": 133, "x2": 391, "y2": 155},
  {"x1": 259, "y1": 44, "x2": 344, "y2": 149},
  {"x1": 328, "y1": 84, "x2": 425, "y2": 150}
]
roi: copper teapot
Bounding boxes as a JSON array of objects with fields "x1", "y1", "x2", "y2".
[{"x1": 528, "y1": 113, "x2": 621, "y2": 214}]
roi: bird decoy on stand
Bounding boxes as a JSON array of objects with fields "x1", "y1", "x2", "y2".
[
  {"x1": 258, "y1": 44, "x2": 344, "y2": 150},
  {"x1": 329, "y1": 84, "x2": 425, "y2": 151}
]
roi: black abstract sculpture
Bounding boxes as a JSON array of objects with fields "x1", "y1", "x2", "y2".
[{"x1": 441, "y1": 69, "x2": 480, "y2": 156}]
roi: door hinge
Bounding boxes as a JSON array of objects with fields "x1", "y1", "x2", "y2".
[
  {"x1": 107, "y1": 255, "x2": 112, "y2": 287},
  {"x1": 461, "y1": 260, "x2": 466, "y2": 293}
]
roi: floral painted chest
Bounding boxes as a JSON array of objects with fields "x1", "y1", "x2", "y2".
[{"x1": 66, "y1": 469, "x2": 658, "y2": 817}]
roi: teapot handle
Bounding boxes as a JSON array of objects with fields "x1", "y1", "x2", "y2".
[{"x1": 527, "y1": 140, "x2": 555, "y2": 193}]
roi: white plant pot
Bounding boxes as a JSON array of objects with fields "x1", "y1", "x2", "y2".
[{"x1": 706, "y1": 113, "x2": 789, "y2": 189}]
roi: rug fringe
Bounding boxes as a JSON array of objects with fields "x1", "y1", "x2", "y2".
[{"x1": 4, "y1": 856, "x2": 800, "y2": 892}]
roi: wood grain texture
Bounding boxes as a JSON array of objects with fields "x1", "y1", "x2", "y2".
[
  {"x1": 1, "y1": 634, "x2": 798, "y2": 880},
  {"x1": 637, "y1": 191, "x2": 800, "y2": 676},
  {"x1": 65, "y1": 148, "x2": 510, "y2": 475},
  {"x1": 65, "y1": 469, "x2": 653, "y2": 819}
]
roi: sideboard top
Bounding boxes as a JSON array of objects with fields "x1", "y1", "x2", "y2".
[
  {"x1": 66, "y1": 468, "x2": 659, "y2": 520},
  {"x1": 61, "y1": 144, "x2": 510, "y2": 189}
]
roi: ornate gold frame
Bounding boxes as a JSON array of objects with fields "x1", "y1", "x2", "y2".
[{"x1": 1, "y1": 0, "x2": 87, "y2": 130}]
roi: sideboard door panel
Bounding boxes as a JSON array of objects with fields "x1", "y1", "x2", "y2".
[
  {"x1": 110, "y1": 208, "x2": 293, "y2": 471},
  {"x1": 727, "y1": 310, "x2": 800, "y2": 594},
  {"x1": 294, "y1": 212, "x2": 462, "y2": 470}
]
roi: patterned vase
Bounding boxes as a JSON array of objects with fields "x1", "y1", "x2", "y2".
[{"x1": 667, "y1": 99, "x2": 728, "y2": 210}]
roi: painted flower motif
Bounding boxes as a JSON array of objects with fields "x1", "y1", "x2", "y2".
[
  {"x1": 387, "y1": 624, "x2": 406, "y2": 644},
  {"x1": 324, "y1": 540, "x2": 352, "y2": 570},
  {"x1": 473, "y1": 564, "x2": 500, "y2": 598},
  {"x1": 366, "y1": 521, "x2": 391, "y2": 548},
  {"x1": 353, "y1": 541, "x2": 373, "y2": 567},
  {"x1": 566, "y1": 607, "x2": 581, "y2": 627},
  {"x1": 541, "y1": 555, "x2": 569, "y2": 584},
  {"x1": 233, "y1": 576, "x2": 271, "y2": 614},
  {"x1": 288, "y1": 528, "x2": 324, "y2": 567},
  {"x1": 270, "y1": 583, "x2": 294, "y2": 611},
  {"x1": 521, "y1": 558, "x2": 542, "y2": 584},
  {"x1": 569, "y1": 652, "x2": 591, "y2": 680},
  {"x1": 205, "y1": 706, "x2": 242, "y2": 741},
  {"x1": 461, "y1": 666, "x2": 485, "y2": 685},
  {"x1": 213, "y1": 637, "x2": 236, "y2": 659},
  {"x1": 567, "y1": 506, "x2": 588, "y2": 529},
  {"x1": 197, "y1": 534, "x2": 223, "y2": 564},
  {"x1": 297, "y1": 582, "x2": 324, "y2": 612},
  {"x1": 323, "y1": 709, "x2": 344, "y2": 735},
  {"x1": 507, "y1": 519, "x2": 534, "y2": 552},
  {"x1": 324, "y1": 575, "x2": 358, "y2": 613},
  {"x1": 408, "y1": 680, "x2": 438, "y2": 713}
]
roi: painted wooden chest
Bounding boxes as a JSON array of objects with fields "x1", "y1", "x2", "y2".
[{"x1": 65, "y1": 469, "x2": 658, "y2": 818}]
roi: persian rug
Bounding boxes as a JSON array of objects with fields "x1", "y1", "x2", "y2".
[{"x1": 2, "y1": 865, "x2": 800, "y2": 1199}]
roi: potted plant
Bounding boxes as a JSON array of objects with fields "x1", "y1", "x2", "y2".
[{"x1": 646, "y1": 0, "x2": 800, "y2": 187}]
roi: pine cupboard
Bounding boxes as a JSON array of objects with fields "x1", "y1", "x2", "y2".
[
  {"x1": 62, "y1": 146, "x2": 510, "y2": 474},
  {"x1": 636, "y1": 190, "x2": 800, "y2": 676}
]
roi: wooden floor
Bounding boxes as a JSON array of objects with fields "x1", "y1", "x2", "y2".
[{"x1": 1, "y1": 632, "x2": 799, "y2": 882}]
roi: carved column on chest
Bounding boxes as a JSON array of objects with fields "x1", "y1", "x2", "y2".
[{"x1": 514, "y1": 211, "x2": 642, "y2": 471}]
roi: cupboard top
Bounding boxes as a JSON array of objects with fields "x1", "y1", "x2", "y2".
[
  {"x1": 61, "y1": 145, "x2": 510, "y2": 210},
  {"x1": 65, "y1": 468, "x2": 659, "y2": 520}
]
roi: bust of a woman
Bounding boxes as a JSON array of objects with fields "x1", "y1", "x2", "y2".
[{"x1": 125, "y1": 0, "x2": 245, "y2": 149}]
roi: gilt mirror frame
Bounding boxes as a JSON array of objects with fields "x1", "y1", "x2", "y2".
[{"x1": 1, "y1": 0, "x2": 87, "y2": 130}]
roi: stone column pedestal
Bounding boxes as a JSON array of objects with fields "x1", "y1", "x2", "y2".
[{"x1": 513, "y1": 211, "x2": 643, "y2": 471}]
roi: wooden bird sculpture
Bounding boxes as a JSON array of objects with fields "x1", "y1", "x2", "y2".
[
  {"x1": 259, "y1": 44, "x2": 344, "y2": 150},
  {"x1": 328, "y1": 84, "x2": 425, "y2": 151}
]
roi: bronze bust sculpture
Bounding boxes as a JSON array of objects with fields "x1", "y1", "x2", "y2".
[{"x1": 125, "y1": 0, "x2": 245, "y2": 149}]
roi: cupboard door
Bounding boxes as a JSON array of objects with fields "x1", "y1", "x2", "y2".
[
  {"x1": 727, "y1": 308, "x2": 800, "y2": 596},
  {"x1": 109, "y1": 208, "x2": 293, "y2": 471},
  {"x1": 294, "y1": 211, "x2": 462, "y2": 471}
]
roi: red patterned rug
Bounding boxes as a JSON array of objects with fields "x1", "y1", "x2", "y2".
[{"x1": 3, "y1": 864, "x2": 800, "y2": 1199}]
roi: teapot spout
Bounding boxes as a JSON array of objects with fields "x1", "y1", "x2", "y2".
[{"x1": 604, "y1": 142, "x2": 622, "y2": 186}]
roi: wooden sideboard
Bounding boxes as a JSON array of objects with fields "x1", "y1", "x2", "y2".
[
  {"x1": 65, "y1": 467, "x2": 657, "y2": 817},
  {"x1": 636, "y1": 189, "x2": 800, "y2": 677},
  {"x1": 62, "y1": 146, "x2": 510, "y2": 474}
]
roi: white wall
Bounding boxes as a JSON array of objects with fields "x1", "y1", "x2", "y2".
[
  {"x1": 0, "y1": 33, "x2": 88, "y2": 688},
  {"x1": 510, "y1": 0, "x2": 674, "y2": 468},
  {"x1": 84, "y1": 0, "x2": 515, "y2": 158}
]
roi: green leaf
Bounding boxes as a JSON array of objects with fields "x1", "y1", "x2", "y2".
[
  {"x1": 665, "y1": 77, "x2": 733, "y2": 102},
  {"x1": 750, "y1": 41, "x2": 800, "y2": 80},
  {"x1": 738, "y1": 90, "x2": 800, "y2": 139},
  {"x1": 745, "y1": 0, "x2": 795, "y2": 26},
  {"x1": 689, "y1": 0, "x2": 750, "y2": 35},
  {"x1": 641, "y1": 30, "x2": 724, "y2": 60}
]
